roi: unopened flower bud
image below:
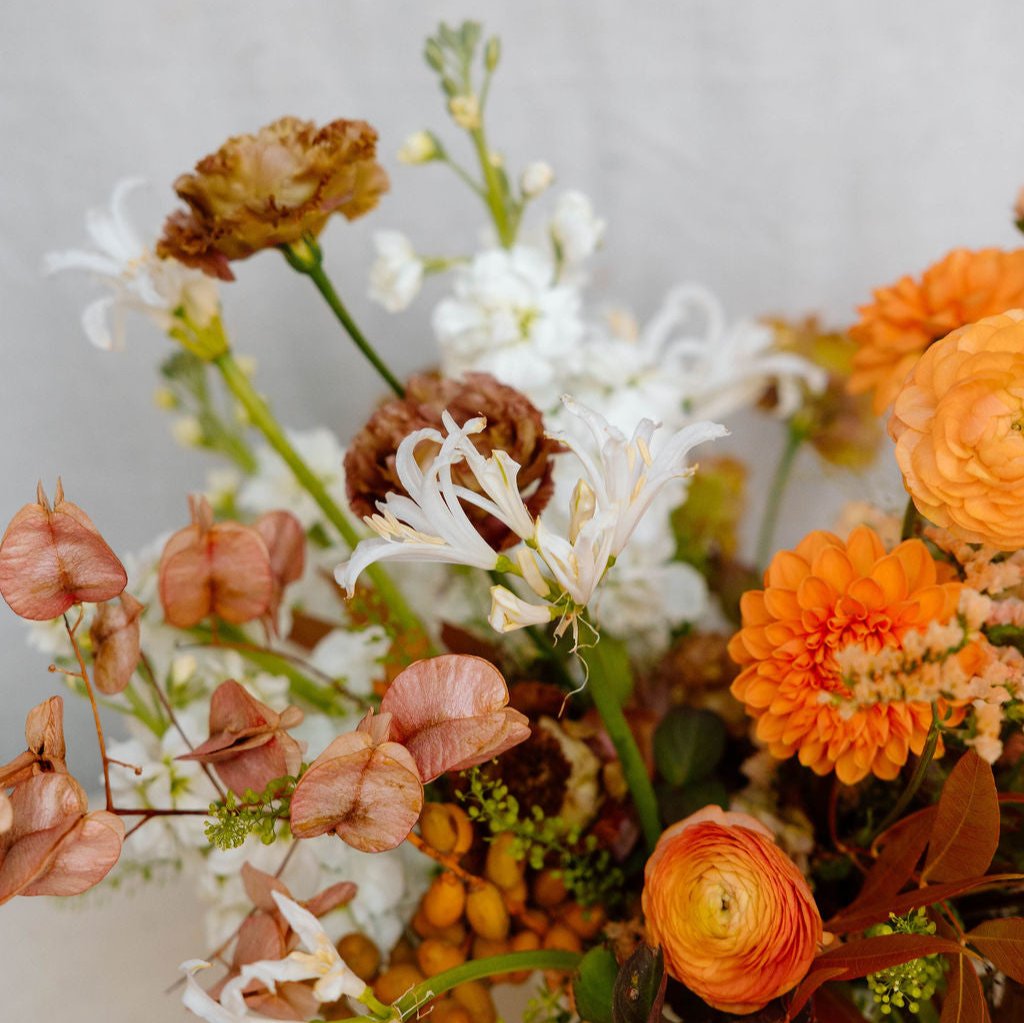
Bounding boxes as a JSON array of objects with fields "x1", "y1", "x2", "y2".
[
  {"x1": 489, "y1": 586, "x2": 554, "y2": 633},
  {"x1": 484, "y1": 37, "x2": 501, "y2": 72},
  {"x1": 520, "y1": 161, "x2": 555, "y2": 199},
  {"x1": 171, "y1": 415, "x2": 203, "y2": 448},
  {"x1": 153, "y1": 387, "x2": 178, "y2": 410},
  {"x1": 398, "y1": 130, "x2": 443, "y2": 165},
  {"x1": 449, "y1": 95, "x2": 481, "y2": 131}
]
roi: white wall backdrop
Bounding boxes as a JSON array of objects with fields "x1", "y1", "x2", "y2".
[{"x1": 2, "y1": 1, "x2": 1024, "y2": 1019}]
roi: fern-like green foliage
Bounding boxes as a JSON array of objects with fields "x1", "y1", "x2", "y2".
[
  {"x1": 204, "y1": 774, "x2": 298, "y2": 850},
  {"x1": 458, "y1": 767, "x2": 624, "y2": 907}
]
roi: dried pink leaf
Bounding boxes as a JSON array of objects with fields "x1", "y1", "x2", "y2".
[
  {"x1": 0, "y1": 481, "x2": 127, "y2": 621},
  {"x1": 0, "y1": 793, "x2": 12, "y2": 835},
  {"x1": 89, "y1": 592, "x2": 144, "y2": 694},
  {"x1": 158, "y1": 495, "x2": 273, "y2": 628},
  {"x1": 0, "y1": 696, "x2": 68, "y2": 788},
  {"x1": 177, "y1": 680, "x2": 304, "y2": 794},
  {"x1": 380, "y1": 654, "x2": 530, "y2": 782},
  {"x1": 0, "y1": 773, "x2": 123, "y2": 905},
  {"x1": 254, "y1": 510, "x2": 306, "y2": 633},
  {"x1": 290, "y1": 730, "x2": 423, "y2": 853}
]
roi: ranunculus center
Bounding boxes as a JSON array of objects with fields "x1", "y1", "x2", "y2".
[{"x1": 692, "y1": 869, "x2": 750, "y2": 939}]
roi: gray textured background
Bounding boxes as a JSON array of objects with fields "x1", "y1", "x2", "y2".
[{"x1": 2, "y1": 2, "x2": 1024, "y2": 1019}]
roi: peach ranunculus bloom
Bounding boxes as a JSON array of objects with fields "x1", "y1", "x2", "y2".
[
  {"x1": 642, "y1": 806, "x2": 821, "y2": 1015},
  {"x1": 889, "y1": 309, "x2": 1024, "y2": 551},
  {"x1": 729, "y1": 525, "x2": 962, "y2": 785},
  {"x1": 848, "y1": 248, "x2": 1024, "y2": 414}
]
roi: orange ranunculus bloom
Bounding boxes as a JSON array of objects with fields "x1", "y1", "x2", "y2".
[
  {"x1": 642, "y1": 806, "x2": 821, "y2": 1015},
  {"x1": 889, "y1": 309, "x2": 1024, "y2": 550},
  {"x1": 728, "y1": 526, "x2": 961, "y2": 785},
  {"x1": 848, "y1": 248, "x2": 1024, "y2": 414}
]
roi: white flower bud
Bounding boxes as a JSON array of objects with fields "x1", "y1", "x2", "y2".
[
  {"x1": 171, "y1": 415, "x2": 203, "y2": 448},
  {"x1": 520, "y1": 161, "x2": 555, "y2": 198},
  {"x1": 488, "y1": 586, "x2": 555, "y2": 633},
  {"x1": 398, "y1": 130, "x2": 441, "y2": 165},
  {"x1": 448, "y1": 94, "x2": 481, "y2": 131}
]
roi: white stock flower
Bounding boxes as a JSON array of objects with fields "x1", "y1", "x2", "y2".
[
  {"x1": 521, "y1": 161, "x2": 555, "y2": 198},
  {"x1": 551, "y1": 190, "x2": 606, "y2": 264},
  {"x1": 309, "y1": 626, "x2": 389, "y2": 698},
  {"x1": 335, "y1": 414, "x2": 526, "y2": 592},
  {"x1": 434, "y1": 245, "x2": 584, "y2": 410},
  {"x1": 239, "y1": 891, "x2": 368, "y2": 1004},
  {"x1": 45, "y1": 178, "x2": 219, "y2": 351},
  {"x1": 368, "y1": 230, "x2": 424, "y2": 312}
]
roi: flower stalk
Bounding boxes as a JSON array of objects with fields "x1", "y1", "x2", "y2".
[
  {"x1": 212, "y1": 350, "x2": 426, "y2": 641},
  {"x1": 281, "y1": 238, "x2": 405, "y2": 397},
  {"x1": 756, "y1": 420, "x2": 807, "y2": 569}
]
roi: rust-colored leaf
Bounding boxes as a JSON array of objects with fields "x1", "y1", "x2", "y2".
[
  {"x1": 380, "y1": 654, "x2": 530, "y2": 782},
  {"x1": 828, "y1": 874, "x2": 1024, "y2": 934},
  {"x1": 785, "y1": 966, "x2": 847, "y2": 1021},
  {"x1": 812, "y1": 986, "x2": 871, "y2": 1023},
  {"x1": 158, "y1": 495, "x2": 273, "y2": 628},
  {"x1": 922, "y1": 750, "x2": 999, "y2": 884},
  {"x1": 849, "y1": 806, "x2": 937, "y2": 910},
  {"x1": 89, "y1": 592, "x2": 143, "y2": 694},
  {"x1": 968, "y1": 918, "x2": 1024, "y2": 984},
  {"x1": 940, "y1": 954, "x2": 990, "y2": 1023},
  {"x1": 289, "y1": 731, "x2": 423, "y2": 852},
  {"x1": 0, "y1": 481, "x2": 127, "y2": 620}
]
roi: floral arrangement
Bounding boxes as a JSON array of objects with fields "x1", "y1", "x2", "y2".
[{"x1": 5, "y1": 20, "x2": 1024, "y2": 1023}]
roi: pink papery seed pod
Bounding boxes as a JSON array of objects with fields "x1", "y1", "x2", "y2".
[
  {"x1": 380, "y1": 654, "x2": 531, "y2": 782},
  {"x1": 253, "y1": 510, "x2": 306, "y2": 636},
  {"x1": 0, "y1": 772, "x2": 124, "y2": 905},
  {"x1": 289, "y1": 711, "x2": 423, "y2": 853},
  {"x1": 158, "y1": 495, "x2": 274, "y2": 628},
  {"x1": 177, "y1": 679, "x2": 304, "y2": 795},
  {"x1": 0, "y1": 696, "x2": 69, "y2": 788},
  {"x1": 89, "y1": 593, "x2": 144, "y2": 695},
  {"x1": 0, "y1": 480, "x2": 127, "y2": 621}
]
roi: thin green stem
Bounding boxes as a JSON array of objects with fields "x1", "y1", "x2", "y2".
[
  {"x1": 582, "y1": 640, "x2": 662, "y2": 852},
  {"x1": 868, "y1": 706, "x2": 941, "y2": 843},
  {"x1": 390, "y1": 950, "x2": 581, "y2": 1020},
  {"x1": 441, "y1": 154, "x2": 486, "y2": 198},
  {"x1": 756, "y1": 423, "x2": 806, "y2": 569},
  {"x1": 281, "y1": 243, "x2": 404, "y2": 397},
  {"x1": 469, "y1": 125, "x2": 514, "y2": 247},
  {"x1": 212, "y1": 351, "x2": 426, "y2": 642}
]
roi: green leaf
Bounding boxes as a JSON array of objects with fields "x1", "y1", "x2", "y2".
[
  {"x1": 657, "y1": 779, "x2": 729, "y2": 825},
  {"x1": 653, "y1": 707, "x2": 725, "y2": 787},
  {"x1": 612, "y1": 944, "x2": 666, "y2": 1023},
  {"x1": 923, "y1": 750, "x2": 1000, "y2": 884},
  {"x1": 573, "y1": 946, "x2": 618, "y2": 1023}
]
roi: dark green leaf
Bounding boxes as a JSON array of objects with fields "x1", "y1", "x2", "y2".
[
  {"x1": 612, "y1": 944, "x2": 666, "y2": 1023},
  {"x1": 657, "y1": 779, "x2": 729, "y2": 825},
  {"x1": 574, "y1": 946, "x2": 618, "y2": 1023},
  {"x1": 653, "y1": 707, "x2": 726, "y2": 786}
]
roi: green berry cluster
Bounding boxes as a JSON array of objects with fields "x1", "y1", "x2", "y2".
[
  {"x1": 203, "y1": 774, "x2": 297, "y2": 850},
  {"x1": 866, "y1": 911, "x2": 947, "y2": 1016}
]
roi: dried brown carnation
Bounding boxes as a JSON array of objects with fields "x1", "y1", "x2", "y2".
[
  {"x1": 345, "y1": 372, "x2": 562, "y2": 550},
  {"x1": 157, "y1": 116, "x2": 389, "y2": 280}
]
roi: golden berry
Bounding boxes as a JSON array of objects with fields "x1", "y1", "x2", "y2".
[
  {"x1": 388, "y1": 937, "x2": 417, "y2": 966},
  {"x1": 374, "y1": 963, "x2": 425, "y2": 1003},
  {"x1": 559, "y1": 902, "x2": 606, "y2": 939},
  {"x1": 543, "y1": 923, "x2": 583, "y2": 953},
  {"x1": 337, "y1": 932, "x2": 381, "y2": 982},
  {"x1": 472, "y1": 935, "x2": 510, "y2": 960},
  {"x1": 532, "y1": 869, "x2": 568, "y2": 908},
  {"x1": 429, "y1": 1000, "x2": 473, "y2": 1023},
  {"x1": 466, "y1": 882, "x2": 510, "y2": 941},
  {"x1": 416, "y1": 938, "x2": 467, "y2": 977},
  {"x1": 452, "y1": 980, "x2": 498, "y2": 1023},
  {"x1": 484, "y1": 833, "x2": 524, "y2": 891},
  {"x1": 422, "y1": 873, "x2": 467, "y2": 928}
]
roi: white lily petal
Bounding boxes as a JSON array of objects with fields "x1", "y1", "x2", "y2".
[
  {"x1": 80, "y1": 296, "x2": 118, "y2": 351},
  {"x1": 270, "y1": 890, "x2": 328, "y2": 954},
  {"x1": 180, "y1": 962, "x2": 253, "y2": 1023}
]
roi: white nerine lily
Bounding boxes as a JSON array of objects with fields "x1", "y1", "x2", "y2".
[
  {"x1": 181, "y1": 961, "x2": 261, "y2": 1023},
  {"x1": 240, "y1": 891, "x2": 368, "y2": 1003},
  {"x1": 45, "y1": 178, "x2": 219, "y2": 350}
]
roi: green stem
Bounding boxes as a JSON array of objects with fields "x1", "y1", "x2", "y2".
[
  {"x1": 868, "y1": 706, "x2": 941, "y2": 843},
  {"x1": 212, "y1": 352, "x2": 425, "y2": 642},
  {"x1": 756, "y1": 423, "x2": 806, "y2": 569},
  {"x1": 281, "y1": 243, "x2": 405, "y2": 398},
  {"x1": 390, "y1": 950, "x2": 581, "y2": 1020},
  {"x1": 583, "y1": 641, "x2": 662, "y2": 852},
  {"x1": 469, "y1": 126, "x2": 514, "y2": 247}
]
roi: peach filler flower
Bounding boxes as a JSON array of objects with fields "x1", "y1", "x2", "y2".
[
  {"x1": 642, "y1": 806, "x2": 822, "y2": 1015},
  {"x1": 889, "y1": 309, "x2": 1024, "y2": 551},
  {"x1": 157, "y1": 116, "x2": 389, "y2": 280},
  {"x1": 729, "y1": 525, "x2": 962, "y2": 784},
  {"x1": 848, "y1": 247, "x2": 1024, "y2": 414}
]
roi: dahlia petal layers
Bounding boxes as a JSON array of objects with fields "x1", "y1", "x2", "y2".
[
  {"x1": 728, "y1": 525, "x2": 961, "y2": 784},
  {"x1": 889, "y1": 309, "x2": 1024, "y2": 550}
]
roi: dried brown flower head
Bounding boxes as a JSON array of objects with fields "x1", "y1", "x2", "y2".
[
  {"x1": 345, "y1": 372, "x2": 562, "y2": 550},
  {"x1": 157, "y1": 116, "x2": 388, "y2": 280}
]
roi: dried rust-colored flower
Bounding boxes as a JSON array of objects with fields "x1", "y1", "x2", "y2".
[
  {"x1": 177, "y1": 680, "x2": 304, "y2": 795},
  {"x1": 0, "y1": 696, "x2": 68, "y2": 788},
  {"x1": 89, "y1": 593, "x2": 143, "y2": 695},
  {"x1": 0, "y1": 481, "x2": 127, "y2": 621},
  {"x1": 157, "y1": 116, "x2": 388, "y2": 280},
  {"x1": 158, "y1": 496, "x2": 273, "y2": 628},
  {"x1": 253, "y1": 510, "x2": 306, "y2": 635},
  {"x1": 345, "y1": 372, "x2": 562, "y2": 550}
]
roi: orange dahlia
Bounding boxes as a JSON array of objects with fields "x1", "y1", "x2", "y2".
[
  {"x1": 728, "y1": 526, "x2": 961, "y2": 785},
  {"x1": 848, "y1": 247, "x2": 1024, "y2": 414}
]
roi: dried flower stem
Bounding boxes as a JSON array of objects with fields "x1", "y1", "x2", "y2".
[
  {"x1": 63, "y1": 610, "x2": 114, "y2": 810},
  {"x1": 213, "y1": 350, "x2": 427, "y2": 645},
  {"x1": 406, "y1": 831, "x2": 486, "y2": 890},
  {"x1": 281, "y1": 239, "x2": 405, "y2": 397},
  {"x1": 756, "y1": 421, "x2": 806, "y2": 569}
]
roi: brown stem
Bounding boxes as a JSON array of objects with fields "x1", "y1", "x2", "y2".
[
  {"x1": 407, "y1": 831, "x2": 486, "y2": 891},
  {"x1": 828, "y1": 778, "x2": 868, "y2": 875},
  {"x1": 138, "y1": 650, "x2": 226, "y2": 799},
  {"x1": 111, "y1": 807, "x2": 209, "y2": 817},
  {"x1": 63, "y1": 610, "x2": 113, "y2": 811}
]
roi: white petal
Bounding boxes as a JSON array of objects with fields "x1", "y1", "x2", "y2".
[
  {"x1": 80, "y1": 296, "x2": 118, "y2": 351},
  {"x1": 270, "y1": 890, "x2": 330, "y2": 955}
]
